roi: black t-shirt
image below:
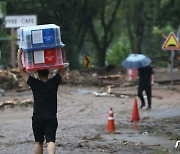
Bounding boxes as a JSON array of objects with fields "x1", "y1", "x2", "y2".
[
  {"x1": 138, "y1": 66, "x2": 154, "y2": 87},
  {"x1": 27, "y1": 74, "x2": 61, "y2": 116}
]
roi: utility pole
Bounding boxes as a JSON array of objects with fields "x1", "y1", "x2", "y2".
[{"x1": 11, "y1": 28, "x2": 16, "y2": 67}]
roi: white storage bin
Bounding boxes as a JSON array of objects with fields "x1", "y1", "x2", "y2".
[{"x1": 19, "y1": 24, "x2": 64, "y2": 51}]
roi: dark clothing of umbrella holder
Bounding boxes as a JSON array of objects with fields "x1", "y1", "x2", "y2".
[{"x1": 137, "y1": 66, "x2": 154, "y2": 108}]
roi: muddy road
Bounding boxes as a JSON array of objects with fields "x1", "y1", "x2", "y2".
[{"x1": 0, "y1": 84, "x2": 180, "y2": 154}]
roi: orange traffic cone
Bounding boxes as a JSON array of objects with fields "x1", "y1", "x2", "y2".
[
  {"x1": 131, "y1": 97, "x2": 140, "y2": 122},
  {"x1": 107, "y1": 107, "x2": 115, "y2": 133}
]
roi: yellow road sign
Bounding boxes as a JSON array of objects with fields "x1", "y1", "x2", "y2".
[
  {"x1": 162, "y1": 32, "x2": 180, "y2": 50},
  {"x1": 83, "y1": 56, "x2": 91, "y2": 68}
]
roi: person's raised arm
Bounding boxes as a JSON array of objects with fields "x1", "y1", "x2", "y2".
[
  {"x1": 17, "y1": 48, "x2": 29, "y2": 82},
  {"x1": 57, "y1": 67, "x2": 66, "y2": 77}
]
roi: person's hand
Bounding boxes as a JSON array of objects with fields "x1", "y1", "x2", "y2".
[
  {"x1": 151, "y1": 74, "x2": 155, "y2": 86},
  {"x1": 151, "y1": 81, "x2": 154, "y2": 85},
  {"x1": 18, "y1": 48, "x2": 22, "y2": 53},
  {"x1": 17, "y1": 48, "x2": 22, "y2": 57},
  {"x1": 57, "y1": 68, "x2": 66, "y2": 77}
]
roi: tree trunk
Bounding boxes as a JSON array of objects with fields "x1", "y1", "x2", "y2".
[
  {"x1": 88, "y1": 0, "x2": 121, "y2": 67},
  {"x1": 135, "y1": 0, "x2": 144, "y2": 53},
  {"x1": 97, "y1": 48, "x2": 106, "y2": 67},
  {"x1": 125, "y1": 0, "x2": 144, "y2": 54},
  {"x1": 125, "y1": 0, "x2": 136, "y2": 53}
]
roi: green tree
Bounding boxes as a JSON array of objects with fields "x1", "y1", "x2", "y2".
[
  {"x1": 106, "y1": 35, "x2": 130, "y2": 66},
  {"x1": 5, "y1": 0, "x2": 180, "y2": 69},
  {"x1": 123, "y1": 0, "x2": 145, "y2": 54},
  {"x1": 85, "y1": 0, "x2": 121, "y2": 67},
  {"x1": 6, "y1": 0, "x2": 89, "y2": 69},
  {"x1": 142, "y1": 0, "x2": 179, "y2": 66}
]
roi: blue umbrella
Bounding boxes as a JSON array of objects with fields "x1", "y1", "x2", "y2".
[{"x1": 122, "y1": 54, "x2": 152, "y2": 69}]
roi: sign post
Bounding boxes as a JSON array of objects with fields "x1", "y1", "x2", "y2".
[
  {"x1": 170, "y1": 50, "x2": 175, "y2": 87},
  {"x1": 10, "y1": 28, "x2": 16, "y2": 67},
  {"x1": 162, "y1": 32, "x2": 180, "y2": 88}
]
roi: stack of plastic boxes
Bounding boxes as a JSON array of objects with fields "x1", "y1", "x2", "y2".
[{"x1": 19, "y1": 24, "x2": 66, "y2": 71}]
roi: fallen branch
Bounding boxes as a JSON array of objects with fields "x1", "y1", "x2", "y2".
[
  {"x1": 16, "y1": 88, "x2": 31, "y2": 92},
  {"x1": 112, "y1": 92, "x2": 163, "y2": 99},
  {"x1": 156, "y1": 80, "x2": 180, "y2": 85},
  {"x1": 93, "y1": 91, "x2": 163, "y2": 99},
  {"x1": 0, "y1": 98, "x2": 33, "y2": 108},
  {"x1": 98, "y1": 74, "x2": 124, "y2": 80},
  {"x1": 0, "y1": 99, "x2": 20, "y2": 108}
]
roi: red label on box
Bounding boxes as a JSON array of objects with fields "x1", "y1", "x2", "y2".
[{"x1": 44, "y1": 49, "x2": 56, "y2": 63}]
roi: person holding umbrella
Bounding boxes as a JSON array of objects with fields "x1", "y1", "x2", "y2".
[
  {"x1": 138, "y1": 65, "x2": 154, "y2": 109},
  {"x1": 122, "y1": 54, "x2": 154, "y2": 110}
]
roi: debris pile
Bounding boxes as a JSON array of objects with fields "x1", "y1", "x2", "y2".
[
  {"x1": 62, "y1": 68, "x2": 127, "y2": 87},
  {"x1": 0, "y1": 67, "x2": 179, "y2": 92},
  {"x1": 0, "y1": 98, "x2": 33, "y2": 108},
  {"x1": 0, "y1": 69, "x2": 19, "y2": 90}
]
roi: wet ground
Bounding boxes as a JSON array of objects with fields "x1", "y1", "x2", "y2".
[{"x1": 0, "y1": 84, "x2": 180, "y2": 154}]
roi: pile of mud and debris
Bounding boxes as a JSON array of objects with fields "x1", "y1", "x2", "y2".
[
  {"x1": 0, "y1": 67, "x2": 180, "y2": 108},
  {"x1": 0, "y1": 67, "x2": 129, "y2": 91},
  {"x1": 1, "y1": 67, "x2": 180, "y2": 90},
  {"x1": 0, "y1": 69, "x2": 19, "y2": 91}
]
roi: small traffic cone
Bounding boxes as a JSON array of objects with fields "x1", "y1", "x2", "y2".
[
  {"x1": 131, "y1": 97, "x2": 140, "y2": 122},
  {"x1": 107, "y1": 107, "x2": 115, "y2": 133}
]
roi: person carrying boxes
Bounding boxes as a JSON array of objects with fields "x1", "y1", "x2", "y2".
[
  {"x1": 17, "y1": 48, "x2": 66, "y2": 154},
  {"x1": 17, "y1": 23, "x2": 67, "y2": 154}
]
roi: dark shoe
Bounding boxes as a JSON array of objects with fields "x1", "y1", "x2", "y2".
[
  {"x1": 146, "y1": 106, "x2": 151, "y2": 110},
  {"x1": 140, "y1": 104, "x2": 145, "y2": 109}
]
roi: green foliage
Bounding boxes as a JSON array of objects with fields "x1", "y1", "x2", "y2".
[
  {"x1": 155, "y1": 0, "x2": 180, "y2": 27},
  {"x1": 143, "y1": 24, "x2": 176, "y2": 67},
  {"x1": 106, "y1": 36, "x2": 130, "y2": 66},
  {"x1": 86, "y1": 0, "x2": 121, "y2": 67},
  {"x1": 161, "y1": 25, "x2": 176, "y2": 35},
  {"x1": 0, "y1": 27, "x2": 12, "y2": 66},
  {"x1": 0, "y1": 1, "x2": 6, "y2": 19},
  {"x1": 1, "y1": 0, "x2": 180, "y2": 69}
]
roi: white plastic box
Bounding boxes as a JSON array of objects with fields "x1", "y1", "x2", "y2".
[
  {"x1": 22, "y1": 48, "x2": 66, "y2": 71},
  {"x1": 19, "y1": 24, "x2": 64, "y2": 51}
]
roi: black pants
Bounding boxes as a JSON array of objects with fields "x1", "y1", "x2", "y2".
[
  {"x1": 32, "y1": 116, "x2": 58, "y2": 143},
  {"x1": 138, "y1": 85, "x2": 152, "y2": 107}
]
